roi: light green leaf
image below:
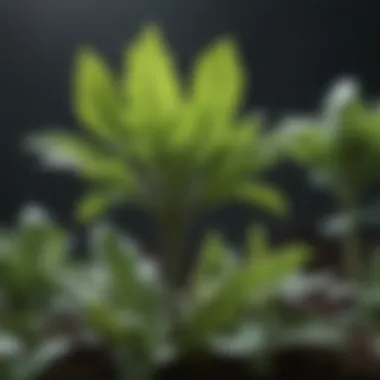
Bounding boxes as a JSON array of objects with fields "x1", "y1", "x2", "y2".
[
  {"x1": 122, "y1": 25, "x2": 182, "y2": 128},
  {"x1": 191, "y1": 37, "x2": 246, "y2": 125},
  {"x1": 72, "y1": 47, "x2": 122, "y2": 140},
  {"x1": 232, "y1": 182, "x2": 289, "y2": 217},
  {"x1": 75, "y1": 191, "x2": 113, "y2": 223}
]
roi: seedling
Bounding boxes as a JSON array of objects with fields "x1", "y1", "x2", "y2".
[
  {"x1": 277, "y1": 79, "x2": 380, "y2": 282},
  {"x1": 22, "y1": 25, "x2": 313, "y2": 379},
  {"x1": 0, "y1": 205, "x2": 74, "y2": 379},
  {"x1": 28, "y1": 25, "x2": 288, "y2": 291}
]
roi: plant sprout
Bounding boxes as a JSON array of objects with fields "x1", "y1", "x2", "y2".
[
  {"x1": 175, "y1": 225, "x2": 308, "y2": 355},
  {"x1": 0, "y1": 205, "x2": 74, "y2": 380},
  {"x1": 277, "y1": 78, "x2": 380, "y2": 282},
  {"x1": 52, "y1": 224, "x2": 166, "y2": 380},
  {"x1": 28, "y1": 25, "x2": 288, "y2": 290},
  {"x1": 23, "y1": 24, "x2": 313, "y2": 380}
]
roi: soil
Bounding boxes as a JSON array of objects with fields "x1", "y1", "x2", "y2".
[{"x1": 36, "y1": 344, "x2": 116, "y2": 380}]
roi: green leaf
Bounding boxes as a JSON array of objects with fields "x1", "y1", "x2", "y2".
[
  {"x1": 72, "y1": 47, "x2": 122, "y2": 140},
  {"x1": 10, "y1": 206, "x2": 68, "y2": 295},
  {"x1": 276, "y1": 118, "x2": 331, "y2": 168},
  {"x1": 94, "y1": 225, "x2": 161, "y2": 313},
  {"x1": 191, "y1": 37, "x2": 246, "y2": 126},
  {"x1": 192, "y1": 233, "x2": 228, "y2": 282},
  {"x1": 27, "y1": 131, "x2": 137, "y2": 186},
  {"x1": 86, "y1": 302, "x2": 142, "y2": 342},
  {"x1": 181, "y1": 243, "x2": 307, "y2": 349},
  {"x1": 245, "y1": 225, "x2": 270, "y2": 259},
  {"x1": 231, "y1": 182, "x2": 289, "y2": 217},
  {"x1": 122, "y1": 25, "x2": 182, "y2": 128},
  {"x1": 190, "y1": 233, "x2": 239, "y2": 302},
  {"x1": 75, "y1": 191, "x2": 113, "y2": 223}
]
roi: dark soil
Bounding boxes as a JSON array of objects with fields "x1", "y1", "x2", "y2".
[
  {"x1": 155, "y1": 353, "x2": 257, "y2": 380},
  {"x1": 36, "y1": 344, "x2": 116, "y2": 380}
]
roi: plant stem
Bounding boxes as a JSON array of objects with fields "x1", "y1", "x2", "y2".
[
  {"x1": 157, "y1": 210, "x2": 186, "y2": 289},
  {"x1": 154, "y1": 206, "x2": 190, "y2": 321}
]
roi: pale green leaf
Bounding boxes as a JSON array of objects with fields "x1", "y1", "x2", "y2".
[
  {"x1": 27, "y1": 131, "x2": 137, "y2": 187},
  {"x1": 322, "y1": 77, "x2": 360, "y2": 125}
]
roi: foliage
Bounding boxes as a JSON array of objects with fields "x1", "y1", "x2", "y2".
[
  {"x1": 277, "y1": 79, "x2": 380, "y2": 281},
  {"x1": 28, "y1": 25, "x2": 287, "y2": 226},
  {"x1": 277, "y1": 78, "x2": 380, "y2": 198},
  {"x1": 0, "y1": 205, "x2": 75, "y2": 379},
  {"x1": 0, "y1": 205, "x2": 69, "y2": 338},
  {"x1": 177, "y1": 227, "x2": 308, "y2": 352},
  {"x1": 5, "y1": 22, "x2": 380, "y2": 380}
]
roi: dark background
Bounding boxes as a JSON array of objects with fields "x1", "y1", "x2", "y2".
[{"x1": 1, "y1": 0, "x2": 380, "y2": 251}]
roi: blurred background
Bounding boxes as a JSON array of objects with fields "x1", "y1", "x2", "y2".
[{"x1": 2, "y1": 0, "x2": 380, "y2": 257}]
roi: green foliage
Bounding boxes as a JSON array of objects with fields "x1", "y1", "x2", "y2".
[
  {"x1": 28, "y1": 25, "x2": 287, "y2": 224},
  {"x1": 277, "y1": 79, "x2": 380, "y2": 197},
  {"x1": 0, "y1": 206, "x2": 69, "y2": 327},
  {"x1": 54, "y1": 225, "x2": 165, "y2": 354},
  {"x1": 277, "y1": 78, "x2": 380, "y2": 282},
  {"x1": 0, "y1": 206, "x2": 74, "y2": 380},
  {"x1": 6, "y1": 23, "x2": 337, "y2": 380},
  {"x1": 176, "y1": 226, "x2": 309, "y2": 352}
]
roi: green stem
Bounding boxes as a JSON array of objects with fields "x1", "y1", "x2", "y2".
[
  {"x1": 154, "y1": 205, "x2": 190, "y2": 323},
  {"x1": 157, "y1": 211, "x2": 186, "y2": 290}
]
